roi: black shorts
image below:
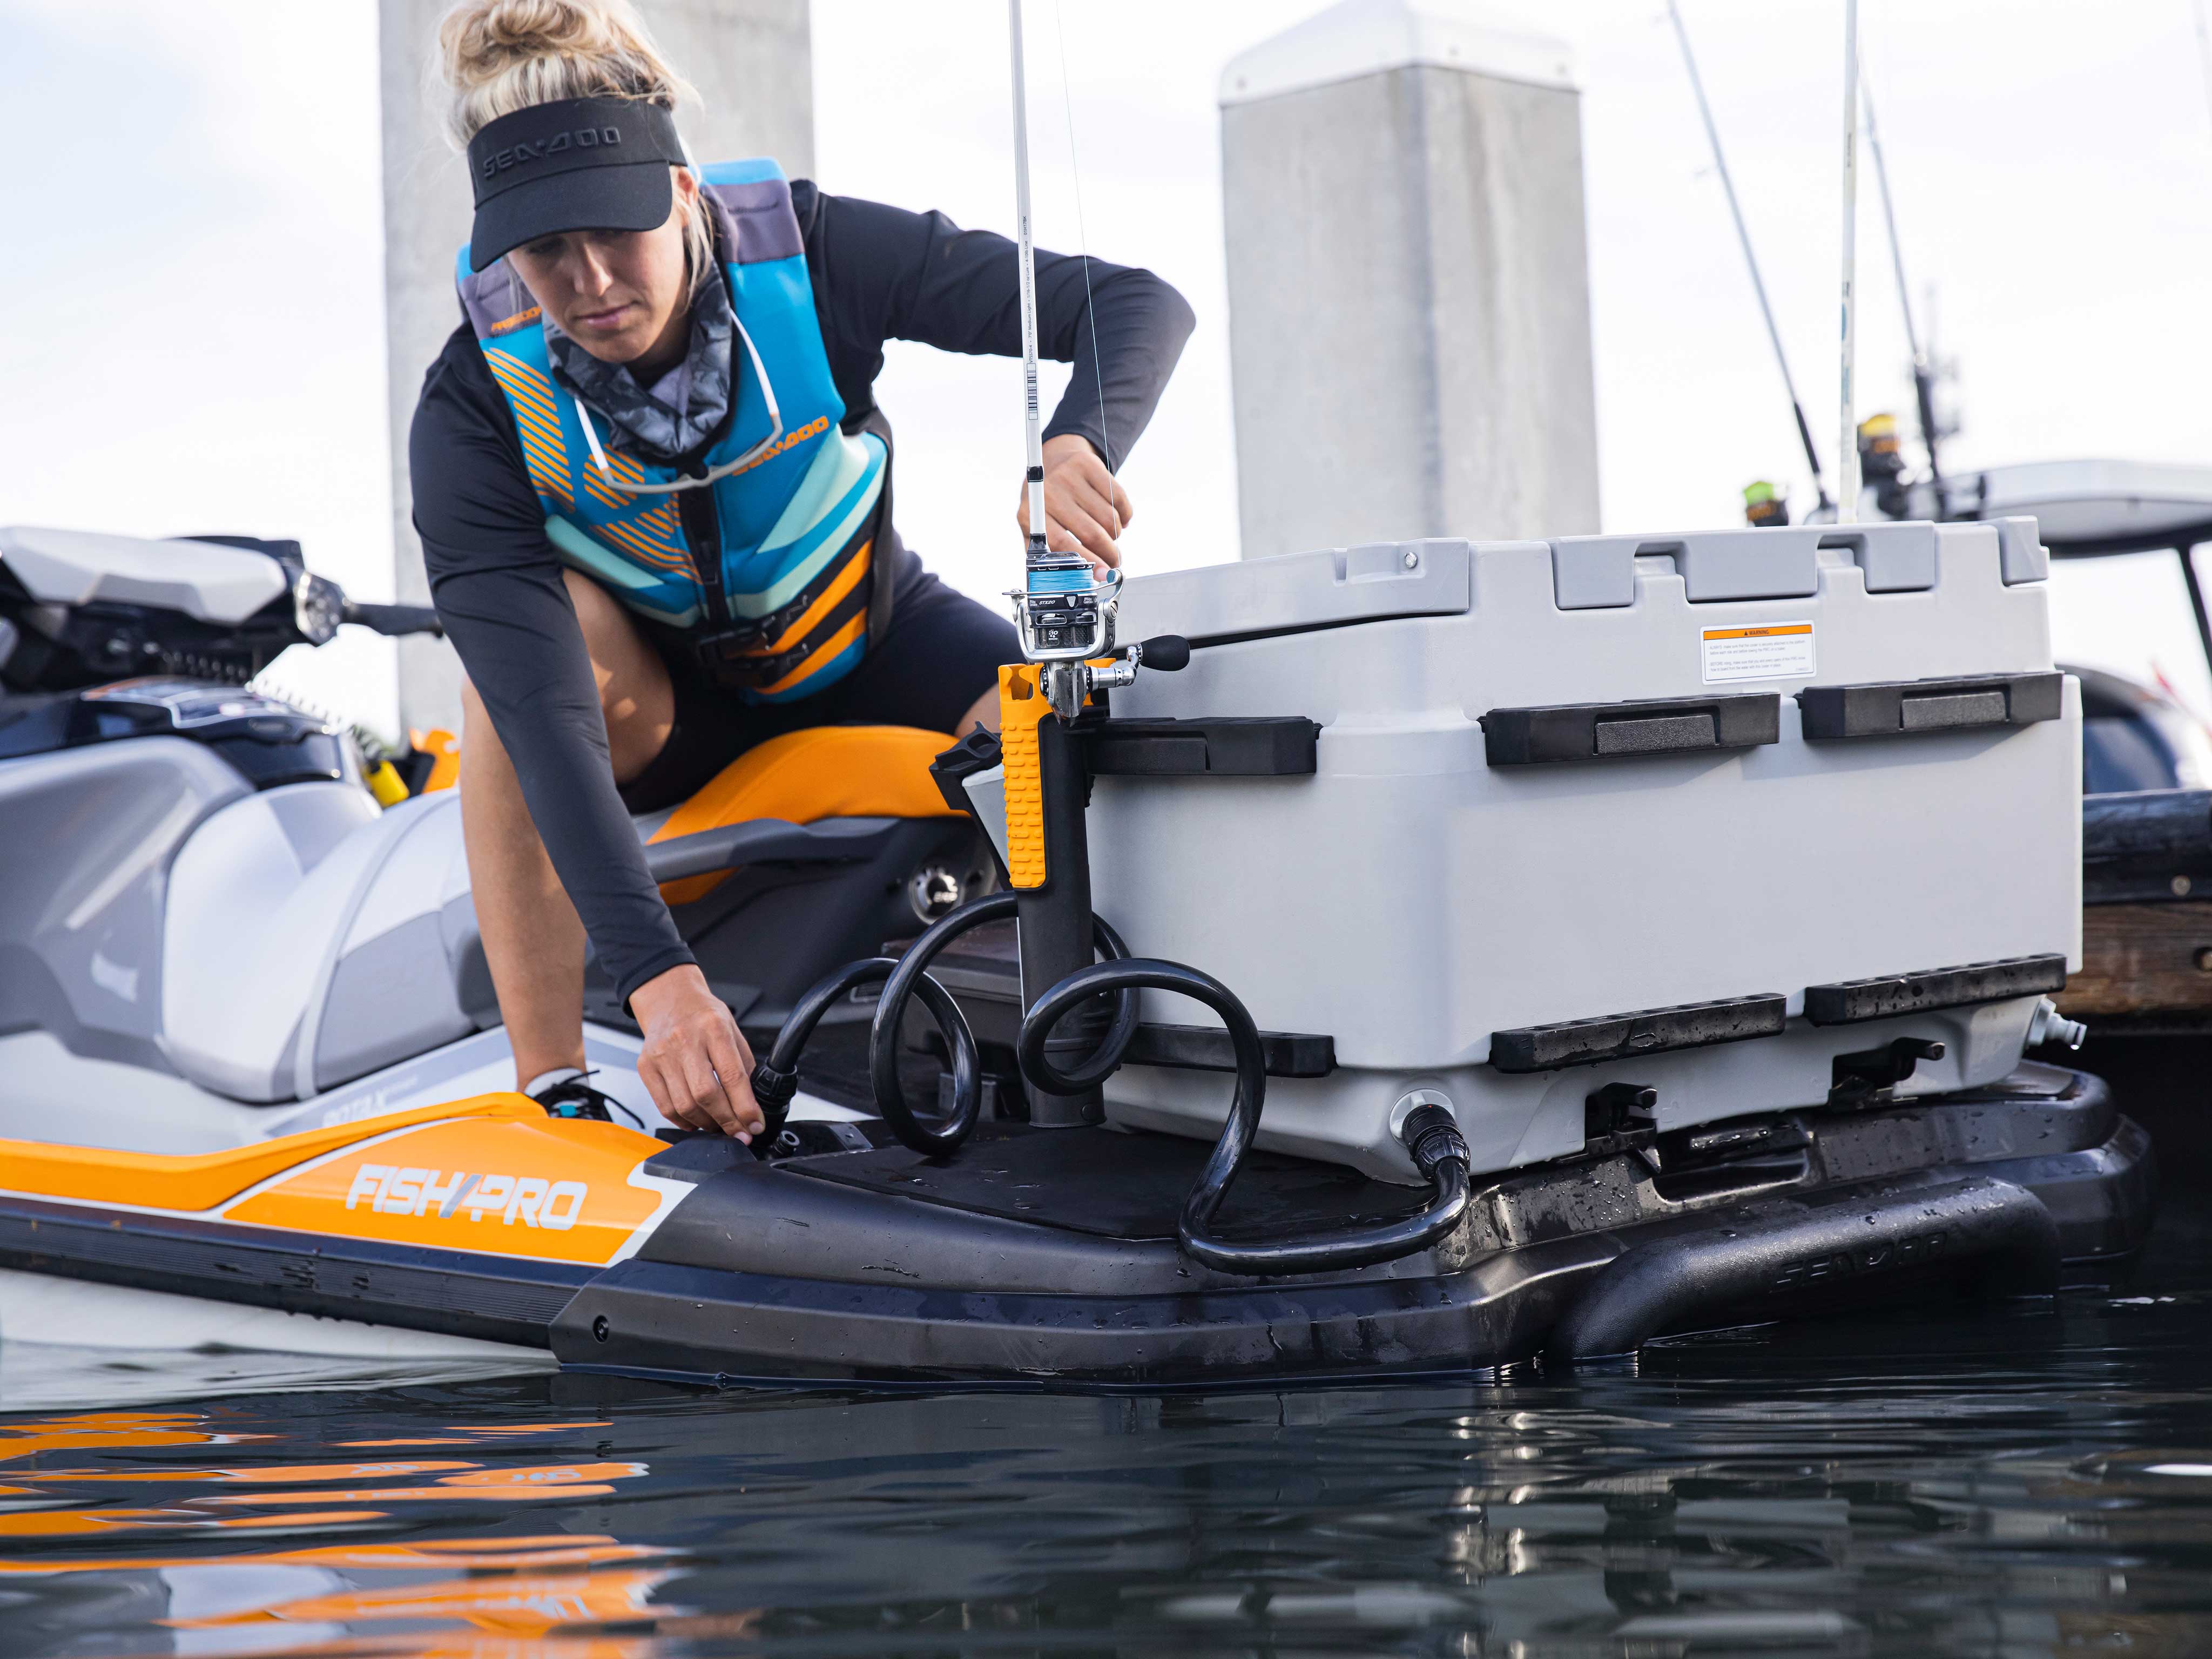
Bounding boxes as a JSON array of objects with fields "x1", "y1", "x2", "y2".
[{"x1": 617, "y1": 553, "x2": 1021, "y2": 814}]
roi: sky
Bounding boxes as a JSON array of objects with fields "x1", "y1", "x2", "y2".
[{"x1": 3, "y1": 0, "x2": 2211, "y2": 734}]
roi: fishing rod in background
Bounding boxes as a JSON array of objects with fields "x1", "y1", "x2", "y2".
[
  {"x1": 1665, "y1": 0, "x2": 1835, "y2": 519},
  {"x1": 1837, "y1": 0, "x2": 1860, "y2": 523},
  {"x1": 1860, "y1": 65, "x2": 1946, "y2": 502}
]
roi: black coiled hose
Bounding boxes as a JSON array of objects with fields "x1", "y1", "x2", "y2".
[
  {"x1": 1020, "y1": 961, "x2": 1474, "y2": 1276},
  {"x1": 752, "y1": 901, "x2": 1472, "y2": 1276},
  {"x1": 748, "y1": 955, "x2": 980, "y2": 1155},
  {"x1": 752, "y1": 892, "x2": 1139, "y2": 1157}
]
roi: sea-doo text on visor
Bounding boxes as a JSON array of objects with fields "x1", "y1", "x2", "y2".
[{"x1": 460, "y1": 114, "x2": 886, "y2": 702}]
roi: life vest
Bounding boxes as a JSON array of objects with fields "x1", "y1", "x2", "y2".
[{"x1": 455, "y1": 159, "x2": 886, "y2": 703}]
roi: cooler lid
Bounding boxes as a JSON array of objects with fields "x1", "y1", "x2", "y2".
[{"x1": 1116, "y1": 538, "x2": 1472, "y2": 645}]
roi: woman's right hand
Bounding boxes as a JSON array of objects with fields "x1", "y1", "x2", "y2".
[{"x1": 630, "y1": 963, "x2": 764, "y2": 1139}]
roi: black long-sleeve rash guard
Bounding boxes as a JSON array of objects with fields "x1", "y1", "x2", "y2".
[{"x1": 410, "y1": 181, "x2": 1195, "y2": 1006}]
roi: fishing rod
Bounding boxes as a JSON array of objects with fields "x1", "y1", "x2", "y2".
[
  {"x1": 1009, "y1": 0, "x2": 1050, "y2": 587},
  {"x1": 2196, "y1": 0, "x2": 2212, "y2": 156},
  {"x1": 1006, "y1": 0, "x2": 1120, "y2": 721},
  {"x1": 1859, "y1": 66, "x2": 1944, "y2": 495},
  {"x1": 1837, "y1": 0, "x2": 1860, "y2": 523},
  {"x1": 1665, "y1": 0, "x2": 1834, "y2": 516}
]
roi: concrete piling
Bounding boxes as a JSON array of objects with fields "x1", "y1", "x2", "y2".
[{"x1": 1219, "y1": 0, "x2": 1600, "y2": 559}]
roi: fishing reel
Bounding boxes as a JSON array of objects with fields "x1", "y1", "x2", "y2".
[
  {"x1": 1012, "y1": 558, "x2": 1119, "y2": 652},
  {"x1": 1009, "y1": 556, "x2": 1130, "y2": 718}
]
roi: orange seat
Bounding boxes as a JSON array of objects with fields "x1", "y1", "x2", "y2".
[{"x1": 648, "y1": 725, "x2": 961, "y2": 903}]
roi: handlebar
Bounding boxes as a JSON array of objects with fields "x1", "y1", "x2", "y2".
[{"x1": 342, "y1": 601, "x2": 444, "y2": 638}]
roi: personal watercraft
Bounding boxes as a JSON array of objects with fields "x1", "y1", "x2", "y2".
[
  {"x1": 0, "y1": 510, "x2": 2155, "y2": 1385},
  {"x1": 0, "y1": 0, "x2": 2154, "y2": 1382}
]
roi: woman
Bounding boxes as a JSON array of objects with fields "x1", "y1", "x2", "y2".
[{"x1": 412, "y1": 0, "x2": 1192, "y2": 1140}]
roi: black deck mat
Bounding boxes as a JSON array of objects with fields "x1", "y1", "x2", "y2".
[{"x1": 781, "y1": 1124, "x2": 1432, "y2": 1243}]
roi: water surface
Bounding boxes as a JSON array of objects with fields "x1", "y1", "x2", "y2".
[{"x1": 3, "y1": 1204, "x2": 2208, "y2": 1657}]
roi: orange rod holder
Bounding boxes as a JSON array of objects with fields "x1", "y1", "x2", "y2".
[{"x1": 998, "y1": 663, "x2": 1052, "y2": 889}]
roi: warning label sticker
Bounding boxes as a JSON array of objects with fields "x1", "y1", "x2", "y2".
[{"x1": 1701, "y1": 621, "x2": 1815, "y2": 684}]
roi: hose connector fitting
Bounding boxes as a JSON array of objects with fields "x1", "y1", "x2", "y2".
[
  {"x1": 1400, "y1": 1102, "x2": 1470, "y2": 1179},
  {"x1": 2027, "y1": 996, "x2": 2087, "y2": 1052},
  {"x1": 750, "y1": 1060, "x2": 800, "y2": 1124}
]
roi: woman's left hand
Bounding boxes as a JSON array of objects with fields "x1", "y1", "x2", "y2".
[{"x1": 1017, "y1": 434, "x2": 1133, "y2": 572}]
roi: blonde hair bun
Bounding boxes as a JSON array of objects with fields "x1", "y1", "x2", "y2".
[{"x1": 437, "y1": 0, "x2": 696, "y2": 148}]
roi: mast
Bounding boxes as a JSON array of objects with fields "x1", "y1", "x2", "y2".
[
  {"x1": 1861, "y1": 68, "x2": 1945, "y2": 494},
  {"x1": 1665, "y1": 0, "x2": 1832, "y2": 515},
  {"x1": 1837, "y1": 0, "x2": 1861, "y2": 523}
]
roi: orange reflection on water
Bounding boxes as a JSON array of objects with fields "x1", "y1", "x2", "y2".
[
  {"x1": 25, "y1": 1460, "x2": 479, "y2": 1485},
  {"x1": 0, "y1": 1533, "x2": 658, "y2": 1575},
  {"x1": 167, "y1": 1563, "x2": 680, "y2": 1634},
  {"x1": 145, "y1": 1635, "x2": 677, "y2": 1659},
  {"x1": 199, "y1": 1462, "x2": 647, "y2": 1506},
  {"x1": 336, "y1": 1420, "x2": 612, "y2": 1448},
  {"x1": 0, "y1": 1399, "x2": 649, "y2": 1554},
  {"x1": 0, "y1": 1410, "x2": 271, "y2": 1462},
  {"x1": 0, "y1": 1508, "x2": 383, "y2": 1538},
  {"x1": 0, "y1": 1404, "x2": 688, "y2": 1648}
]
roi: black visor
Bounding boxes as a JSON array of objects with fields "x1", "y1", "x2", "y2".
[{"x1": 466, "y1": 96, "x2": 688, "y2": 272}]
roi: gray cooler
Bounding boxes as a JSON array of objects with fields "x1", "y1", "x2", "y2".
[{"x1": 1053, "y1": 517, "x2": 2080, "y2": 1181}]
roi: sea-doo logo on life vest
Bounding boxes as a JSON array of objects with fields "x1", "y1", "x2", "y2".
[
  {"x1": 730, "y1": 414, "x2": 832, "y2": 479},
  {"x1": 343, "y1": 1164, "x2": 586, "y2": 1231},
  {"x1": 481, "y1": 127, "x2": 624, "y2": 179}
]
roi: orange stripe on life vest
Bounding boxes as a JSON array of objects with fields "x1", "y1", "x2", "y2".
[
  {"x1": 594, "y1": 517, "x2": 690, "y2": 572},
  {"x1": 579, "y1": 468, "x2": 636, "y2": 509},
  {"x1": 752, "y1": 612, "x2": 866, "y2": 698},
  {"x1": 484, "y1": 361, "x2": 561, "y2": 427},
  {"x1": 751, "y1": 539, "x2": 872, "y2": 657},
  {"x1": 516, "y1": 429, "x2": 565, "y2": 480},
  {"x1": 498, "y1": 393, "x2": 564, "y2": 452}
]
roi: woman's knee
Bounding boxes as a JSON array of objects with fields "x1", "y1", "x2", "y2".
[
  {"x1": 563, "y1": 572, "x2": 659, "y2": 694},
  {"x1": 562, "y1": 569, "x2": 628, "y2": 651},
  {"x1": 458, "y1": 677, "x2": 496, "y2": 750},
  {"x1": 560, "y1": 570, "x2": 673, "y2": 779},
  {"x1": 455, "y1": 677, "x2": 521, "y2": 797}
]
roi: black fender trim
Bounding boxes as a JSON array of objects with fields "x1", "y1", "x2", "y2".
[{"x1": 1547, "y1": 1173, "x2": 2061, "y2": 1367}]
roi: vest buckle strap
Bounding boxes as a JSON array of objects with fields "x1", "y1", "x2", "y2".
[
  {"x1": 684, "y1": 585, "x2": 810, "y2": 663},
  {"x1": 690, "y1": 618, "x2": 772, "y2": 655},
  {"x1": 691, "y1": 628, "x2": 813, "y2": 689}
]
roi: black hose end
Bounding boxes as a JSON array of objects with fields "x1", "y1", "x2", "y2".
[
  {"x1": 1401, "y1": 1103, "x2": 1469, "y2": 1178},
  {"x1": 751, "y1": 1060, "x2": 800, "y2": 1124}
]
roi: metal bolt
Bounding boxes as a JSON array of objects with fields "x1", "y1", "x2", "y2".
[
  {"x1": 2175, "y1": 875, "x2": 2194, "y2": 897},
  {"x1": 1402, "y1": 550, "x2": 1419, "y2": 570},
  {"x1": 908, "y1": 866, "x2": 963, "y2": 922},
  {"x1": 592, "y1": 1315, "x2": 610, "y2": 1343}
]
